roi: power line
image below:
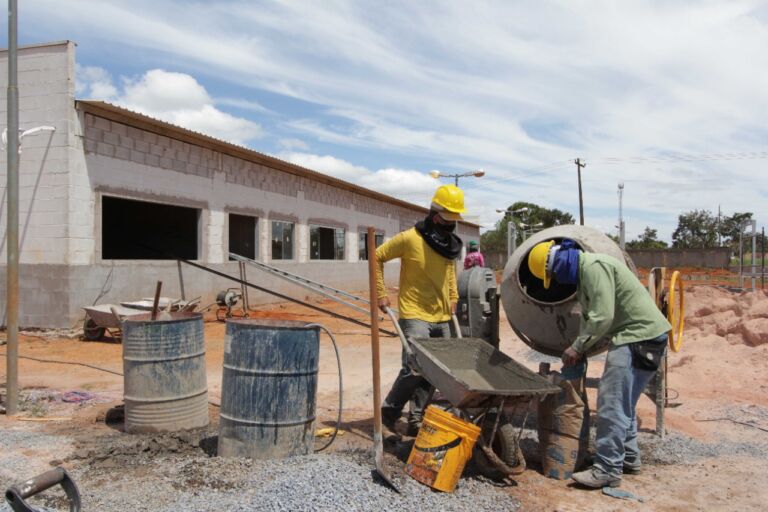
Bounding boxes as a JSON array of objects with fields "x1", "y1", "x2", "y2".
[
  {"x1": 480, "y1": 160, "x2": 574, "y2": 187},
  {"x1": 590, "y1": 151, "x2": 768, "y2": 165}
]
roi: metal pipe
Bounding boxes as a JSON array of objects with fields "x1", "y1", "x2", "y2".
[
  {"x1": 176, "y1": 257, "x2": 396, "y2": 336},
  {"x1": 176, "y1": 260, "x2": 185, "y2": 300},
  {"x1": 751, "y1": 220, "x2": 757, "y2": 291},
  {"x1": 5, "y1": 0, "x2": 20, "y2": 416},
  {"x1": 739, "y1": 226, "x2": 744, "y2": 289}
]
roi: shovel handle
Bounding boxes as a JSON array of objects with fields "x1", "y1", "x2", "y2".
[
  {"x1": 451, "y1": 314, "x2": 463, "y2": 339},
  {"x1": 5, "y1": 468, "x2": 82, "y2": 512},
  {"x1": 151, "y1": 281, "x2": 163, "y2": 321},
  {"x1": 384, "y1": 307, "x2": 414, "y2": 357}
]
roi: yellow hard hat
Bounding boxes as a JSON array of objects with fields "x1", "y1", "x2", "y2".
[
  {"x1": 431, "y1": 185, "x2": 466, "y2": 221},
  {"x1": 528, "y1": 240, "x2": 555, "y2": 289}
]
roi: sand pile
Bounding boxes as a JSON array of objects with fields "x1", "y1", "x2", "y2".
[{"x1": 685, "y1": 286, "x2": 768, "y2": 346}]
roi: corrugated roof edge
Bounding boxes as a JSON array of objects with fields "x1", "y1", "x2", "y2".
[{"x1": 76, "y1": 100, "x2": 479, "y2": 228}]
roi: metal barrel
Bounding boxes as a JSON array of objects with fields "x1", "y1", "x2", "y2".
[
  {"x1": 122, "y1": 312, "x2": 209, "y2": 433},
  {"x1": 218, "y1": 319, "x2": 320, "y2": 459}
]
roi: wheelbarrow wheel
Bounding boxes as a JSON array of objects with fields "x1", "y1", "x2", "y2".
[
  {"x1": 473, "y1": 414, "x2": 523, "y2": 479},
  {"x1": 83, "y1": 315, "x2": 106, "y2": 341}
]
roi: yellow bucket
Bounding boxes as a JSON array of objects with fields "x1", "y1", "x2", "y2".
[{"x1": 404, "y1": 405, "x2": 481, "y2": 492}]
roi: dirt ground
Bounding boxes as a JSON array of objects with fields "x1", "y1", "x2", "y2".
[{"x1": 2, "y1": 285, "x2": 768, "y2": 511}]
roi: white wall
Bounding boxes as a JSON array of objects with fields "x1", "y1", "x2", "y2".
[{"x1": 0, "y1": 42, "x2": 77, "y2": 265}]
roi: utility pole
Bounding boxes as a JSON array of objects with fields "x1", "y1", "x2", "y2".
[
  {"x1": 575, "y1": 158, "x2": 586, "y2": 225},
  {"x1": 618, "y1": 183, "x2": 625, "y2": 250},
  {"x1": 6, "y1": 0, "x2": 20, "y2": 415},
  {"x1": 717, "y1": 205, "x2": 721, "y2": 246}
]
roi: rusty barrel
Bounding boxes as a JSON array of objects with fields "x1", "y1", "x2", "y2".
[
  {"x1": 218, "y1": 319, "x2": 319, "y2": 459},
  {"x1": 122, "y1": 312, "x2": 209, "y2": 433}
]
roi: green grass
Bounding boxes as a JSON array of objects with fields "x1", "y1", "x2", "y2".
[{"x1": 729, "y1": 256, "x2": 767, "y2": 266}]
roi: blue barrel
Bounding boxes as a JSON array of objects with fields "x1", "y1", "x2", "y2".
[
  {"x1": 122, "y1": 312, "x2": 209, "y2": 433},
  {"x1": 218, "y1": 319, "x2": 320, "y2": 459}
]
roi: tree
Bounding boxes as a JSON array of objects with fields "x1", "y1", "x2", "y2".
[
  {"x1": 672, "y1": 210, "x2": 718, "y2": 248},
  {"x1": 718, "y1": 212, "x2": 753, "y2": 249},
  {"x1": 481, "y1": 201, "x2": 575, "y2": 253},
  {"x1": 626, "y1": 227, "x2": 668, "y2": 249}
]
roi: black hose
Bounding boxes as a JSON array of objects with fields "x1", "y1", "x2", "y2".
[
  {"x1": 0, "y1": 351, "x2": 123, "y2": 376},
  {"x1": 307, "y1": 323, "x2": 343, "y2": 452},
  {"x1": 0, "y1": 352, "x2": 224, "y2": 408}
]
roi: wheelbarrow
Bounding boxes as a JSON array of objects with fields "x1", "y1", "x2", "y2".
[
  {"x1": 385, "y1": 308, "x2": 559, "y2": 478},
  {"x1": 82, "y1": 297, "x2": 199, "y2": 341}
]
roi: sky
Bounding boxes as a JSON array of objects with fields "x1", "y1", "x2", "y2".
[{"x1": 9, "y1": 0, "x2": 768, "y2": 240}]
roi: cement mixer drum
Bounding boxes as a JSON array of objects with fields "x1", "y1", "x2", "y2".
[{"x1": 500, "y1": 225, "x2": 636, "y2": 357}]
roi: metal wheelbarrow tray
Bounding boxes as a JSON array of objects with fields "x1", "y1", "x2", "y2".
[{"x1": 410, "y1": 337, "x2": 559, "y2": 409}]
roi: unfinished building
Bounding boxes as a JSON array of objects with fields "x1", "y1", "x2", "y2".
[{"x1": 0, "y1": 41, "x2": 480, "y2": 328}]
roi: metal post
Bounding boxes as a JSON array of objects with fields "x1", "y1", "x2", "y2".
[
  {"x1": 5, "y1": 0, "x2": 20, "y2": 416},
  {"x1": 649, "y1": 267, "x2": 666, "y2": 438},
  {"x1": 656, "y1": 355, "x2": 667, "y2": 439},
  {"x1": 717, "y1": 205, "x2": 721, "y2": 246},
  {"x1": 575, "y1": 158, "x2": 585, "y2": 225},
  {"x1": 239, "y1": 261, "x2": 250, "y2": 314},
  {"x1": 751, "y1": 220, "x2": 757, "y2": 291},
  {"x1": 176, "y1": 260, "x2": 186, "y2": 300},
  {"x1": 739, "y1": 226, "x2": 744, "y2": 289},
  {"x1": 618, "y1": 183, "x2": 625, "y2": 250},
  {"x1": 506, "y1": 222, "x2": 512, "y2": 261}
]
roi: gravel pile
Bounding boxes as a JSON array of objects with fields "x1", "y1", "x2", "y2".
[
  {"x1": 0, "y1": 425, "x2": 520, "y2": 512},
  {"x1": 639, "y1": 430, "x2": 768, "y2": 466},
  {"x1": 60, "y1": 449, "x2": 518, "y2": 511},
  {"x1": 163, "y1": 450, "x2": 519, "y2": 512},
  {"x1": 0, "y1": 427, "x2": 74, "y2": 488}
]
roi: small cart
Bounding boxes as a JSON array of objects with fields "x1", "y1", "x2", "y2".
[{"x1": 82, "y1": 297, "x2": 197, "y2": 341}]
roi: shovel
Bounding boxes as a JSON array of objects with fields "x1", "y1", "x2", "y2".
[{"x1": 366, "y1": 227, "x2": 399, "y2": 493}]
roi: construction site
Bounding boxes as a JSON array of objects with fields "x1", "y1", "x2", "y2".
[
  {"x1": 2, "y1": 11, "x2": 768, "y2": 512},
  {"x1": 1, "y1": 264, "x2": 767, "y2": 511}
]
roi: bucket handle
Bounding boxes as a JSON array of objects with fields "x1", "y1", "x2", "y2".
[{"x1": 414, "y1": 436, "x2": 462, "y2": 453}]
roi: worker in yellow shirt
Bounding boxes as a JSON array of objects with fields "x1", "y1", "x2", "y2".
[{"x1": 376, "y1": 184, "x2": 465, "y2": 436}]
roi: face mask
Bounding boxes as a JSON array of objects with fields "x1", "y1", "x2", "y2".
[{"x1": 438, "y1": 221, "x2": 456, "y2": 233}]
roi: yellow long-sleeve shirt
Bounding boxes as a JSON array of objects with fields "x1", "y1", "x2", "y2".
[{"x1": 375, "y1": 227, "x2": 458, "y2": 322}]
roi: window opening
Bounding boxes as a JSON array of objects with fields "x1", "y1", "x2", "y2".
[
  {"x1": 229, "y1": 213, "x2": 258, "y2": 260},
  {"x1": 310, "y1": 225, "x2": 345, "y2": 260},
  {"x1": 359, "y1": 232, "x2": 385, "y2": 260},
  {"x1": 271, "y1": 220, "x2": 294, "y2": 260},
  {"x1": 102, "y1": 196, "x2": 199, "y2": 260}
]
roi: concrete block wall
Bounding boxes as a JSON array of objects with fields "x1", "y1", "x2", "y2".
[
  {"x1": 0, "y1": 42, "x2": 77, "y2": 265},
  {"x1": 627, "y1": 247, "x2": 732, "y2": 269}
]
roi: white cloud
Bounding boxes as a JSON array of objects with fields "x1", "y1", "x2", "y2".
[
  {"x1": 279, "y1": 151, "x2": 439, "y2": 207},
  {"x1": 76, "y1": 66, "x2": 262, "y2": 145},
  {"x1": 278, "y1": 138, "x2": 309, "y2": 150},
  {"x1": 278, "y1": 152, "x2": 368, "y2": 182},
  {"x1": 76, "y1": 64, "x2": 117, "y2": 99},
  {"x1": 121, "y1": 69, "x2": 211, "y2": 112},
  {"x1": 214, "y1": 97, "x2": 270, "y2": 113}
]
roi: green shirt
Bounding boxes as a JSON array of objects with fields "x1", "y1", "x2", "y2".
[{"x1": 571, "y1": 253, "x2": 672, "y2": 354}]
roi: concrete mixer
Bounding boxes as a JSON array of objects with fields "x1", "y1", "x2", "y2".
[{"x1": 500, "y1": 224, "x2": 636, "y2": 357}]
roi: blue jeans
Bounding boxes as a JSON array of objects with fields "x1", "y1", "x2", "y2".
[
  {"x1": 594, "y1": 334, "x2": 667, "y2": 477},
  {"x1": 381, "y1": 318, "x2": 452, "y2": 425}
]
